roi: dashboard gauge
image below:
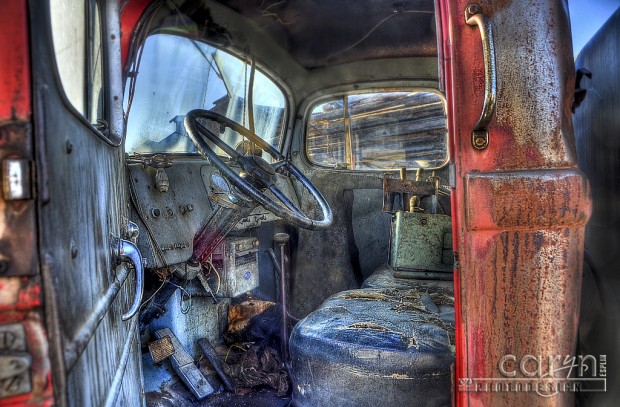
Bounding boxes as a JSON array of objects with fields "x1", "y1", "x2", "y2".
[{"x1": 211, "y1": 172, "x2": 230, "y2": 193}]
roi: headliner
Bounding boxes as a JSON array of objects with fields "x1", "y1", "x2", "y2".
[{"x1": 212, "y1": 0, "x2": 438, "y2": 69}]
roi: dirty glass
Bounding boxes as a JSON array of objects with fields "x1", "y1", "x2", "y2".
[
  {"x1": 124, "y1": 34, "x2": 287, "y2": 156},
  {"x1": 89, "y1": 2, "x2": 104, "y2": 121},
  {"x1": 306, "y1": 91, "x2": 448, "y2": 170},
  {"x1": 50, "y1": 0, "x2": 104, "y2": 124}
]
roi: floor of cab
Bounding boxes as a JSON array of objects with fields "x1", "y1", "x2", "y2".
[
  {"x1": 142, "y1": 351, "x2": 291, "y2": 407},
  {"x1": 145, "y1": 386, "x2": 290, "y2": 407}
]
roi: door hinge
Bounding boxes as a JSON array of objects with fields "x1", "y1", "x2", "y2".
[
  {"x1": 2, "y1": 158, "x2": 33, "y2": 200},
  {"x1": 0, "y1": 323, "x2": 32, "y2": 398},
  {"x1": 448, "y1": 162, "x2": 457, "y2": 188}
]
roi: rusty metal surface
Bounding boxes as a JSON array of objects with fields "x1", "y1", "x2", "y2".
[
  {"x1": 149, "y1": 335, "x2": 175, "y2": 364},
  {"x1": 0, "y1": 124, "x2": 37, "y2": 278},
  {"x1": 449, "y1": 0, "x2": 576, "y2": 173},
  {"x1": 465, "y1": 169, "x2": 591, "y2": 231},
  {"x1": 382, "y1": 176, "x2": 436, "y2": 212},
  {"x1": 442, "y1": 0, "x2": 590, "y2": 405},
  {"x1": 0, "y1": 1, "x2": 55, "y2": 406},
  {"x1": 0, "y1": 1, "x2": 31, "y2": 121}
]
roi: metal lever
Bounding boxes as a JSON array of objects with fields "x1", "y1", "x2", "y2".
[
  {"x1": 111, "y1": 237, "x2": 144, "y2": 320},
  {"x1": 465, "y1": 4, "x2": 497, "y2": 150}
]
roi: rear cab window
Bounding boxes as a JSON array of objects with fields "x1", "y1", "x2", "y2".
[{"x1": 306, "y1": 90, "x2": 448, "y2": 170}]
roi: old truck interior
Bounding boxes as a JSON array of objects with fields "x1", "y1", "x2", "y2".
[
  {"x1": 121, "y1": 1, "x2": 453, "y2": 405},
  {"x1": 3, "y1": 0, "x2": 598, "y2": 405}
]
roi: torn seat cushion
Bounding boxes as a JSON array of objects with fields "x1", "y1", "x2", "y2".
[{"x1": 289, "y1": 285, "x2": 455, "y2": 407}]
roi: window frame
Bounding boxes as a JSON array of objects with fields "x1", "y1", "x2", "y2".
[
  {"x1": 47, "y1": 0, "x2": 124, "y2": 145},
  {"x1": 123, "y1": 30, "x2": 293, "y2": 156},
  {"x1": 303, "y1": 87, "x2": 450, "y2": 172}
]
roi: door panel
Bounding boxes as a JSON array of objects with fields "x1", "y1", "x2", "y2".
[
  {"x1": 440, "y1": 0, "x2": 590, "y2": 405},
  {"x1": 30, "y1": 1, "x2": 143, "y2": 405}
]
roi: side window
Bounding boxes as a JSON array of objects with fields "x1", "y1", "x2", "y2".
[
  {"x1": 50, "y1": 0, "x2": 104, "y2": 125},
  {"x1": 306, "y1": 91, "x2": 448, "y2": 170}
]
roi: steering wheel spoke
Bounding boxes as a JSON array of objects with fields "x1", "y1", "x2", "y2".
[
  {"x1": 195, "y1": 121, "x2": 241, "y2": 160},
  {"x1": 268, "y1": 184, "x2": 305, "y2": 217}
]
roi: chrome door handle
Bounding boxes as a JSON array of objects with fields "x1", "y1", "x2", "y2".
[
  {"x1": 465, "y1": 4, "x2": 497, "y2": 150},
  {"x1": 111, "y1": 237, "x2": 144, "y2": 320}
]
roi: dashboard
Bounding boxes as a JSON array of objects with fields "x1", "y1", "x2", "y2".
[{"x1": 127, "y1": 155, "x2": 296, "y2": 269}]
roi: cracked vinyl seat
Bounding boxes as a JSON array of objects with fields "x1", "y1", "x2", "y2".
[{"x1": 289, "y1": 282, "x2": 455, "y2": 407}]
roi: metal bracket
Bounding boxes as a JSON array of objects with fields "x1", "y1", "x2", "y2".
[
  {"x1": 121, "y1": 219, "x2": 140, "y2": 244},
  {"x1": 0, "y1": 324, "x2": 32, "y2": 398},
  {"x1": 2, "y1": 159, "x2": 32, "y2": 200}
]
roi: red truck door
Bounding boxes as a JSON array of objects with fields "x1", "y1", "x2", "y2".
[{"x1": 440, "y1": 1, "x2": 591, "y2": 406}]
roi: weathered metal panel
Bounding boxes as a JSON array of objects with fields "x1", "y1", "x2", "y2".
[
  {"x1": 440, "y1": 0, "x2": 590, "y2": 405},
  {"x1": 465, "y1": 169, "x2": 591, "y2": 231},
  {"x1": 29, "y1": 0, "x2": 144, "y2": 405},
  {"x1": 390, "y1": 211, "x2": 452, "y2": 272},
  {"x1": 127, "y1": 160, "x2": 216, "y2": 267}
]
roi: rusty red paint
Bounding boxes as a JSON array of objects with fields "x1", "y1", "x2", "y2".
[
  {"x1": 465, "y1": 170, "x2": 591, "y2": 231},
  {"x1": 0, "y1": 0, "x2": 31, "y2": 121},
  {"x1": 120, "y1": 0, "x2": 153, "y2": 68},
  {"x1": 16, "y1": 280, "x2": 42, "y2": 311},
  {"x1": 437, "y1": 0, "x2": 468, "y2": 403},
  {"x1": 0, "y1": 1, "x2": 54, "y2": 405},
  {"x1": 440, "y1": 0, "x2": 590, "y2": 405},
  {"x1": 0, "y1": 278, "x2": 42, "y2": 313}
]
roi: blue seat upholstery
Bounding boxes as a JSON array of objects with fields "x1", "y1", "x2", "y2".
[{"x1": 289, "y1": 265, "x2": 455, "y2": 407}]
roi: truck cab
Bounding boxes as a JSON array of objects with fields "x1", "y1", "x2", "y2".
[{"x1": 0, "y1": 1, "x2": 601, "y2": 406}]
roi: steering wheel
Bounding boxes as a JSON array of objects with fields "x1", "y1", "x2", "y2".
[{"x1": 184, "y1": 109, "x2": 333, "y2": 230}]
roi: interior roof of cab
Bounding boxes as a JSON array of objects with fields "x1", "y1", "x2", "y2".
[
  {"x1": 142, "y1": 0, "x2": 442, "y2": 103},
  {"x1": 210, "y1": 0, "x2": 437, "y2": 68}
]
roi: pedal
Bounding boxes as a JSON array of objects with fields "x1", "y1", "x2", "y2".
[
  {"x1": 154, "y1": 328, "x2": 214, "y2": 399},
  {"x1": 148, "y1": 335, "x2": 175, "y2": 364}
]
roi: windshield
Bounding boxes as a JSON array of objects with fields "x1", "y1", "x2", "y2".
[{"x1": 124, "y1": 33, "x2": 287, "y2": 155}]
